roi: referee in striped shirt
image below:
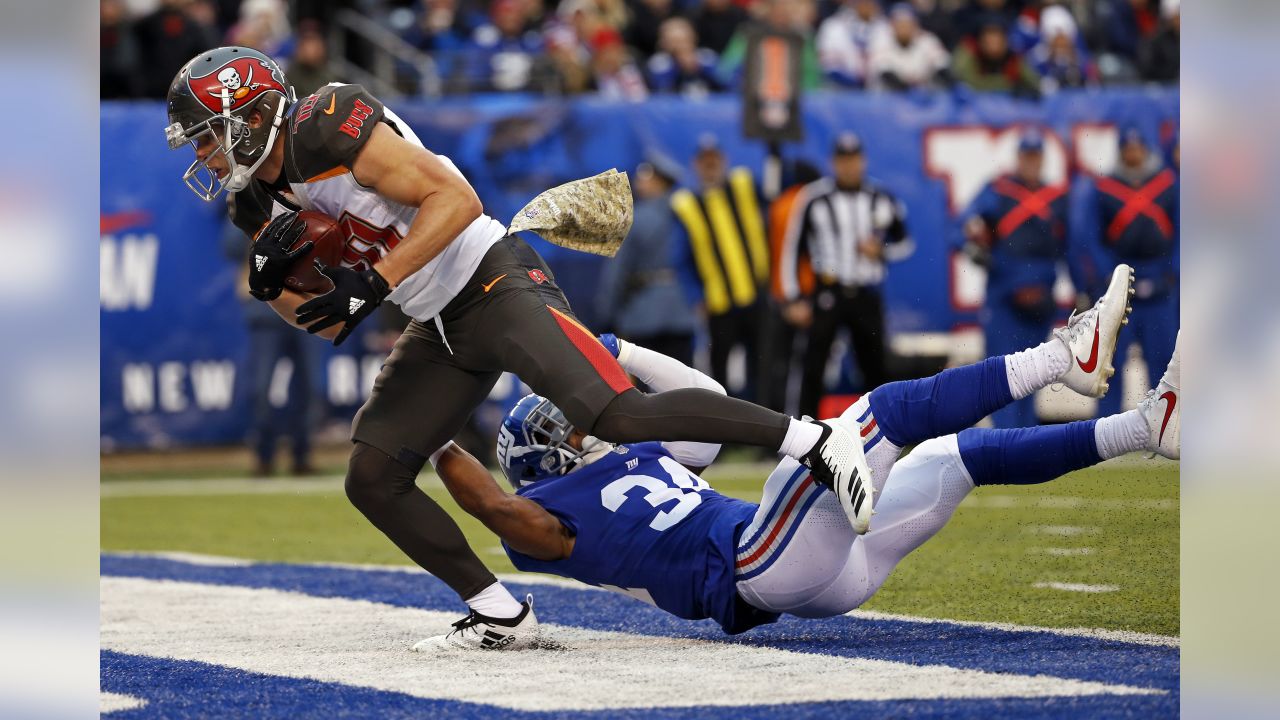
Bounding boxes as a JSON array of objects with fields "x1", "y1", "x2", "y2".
[{"x1": 780, "y1": 132, "x2": 915, "y2": 419}]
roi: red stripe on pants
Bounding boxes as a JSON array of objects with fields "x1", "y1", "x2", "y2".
[{"x1": 547, "y1": 306, "x2": 634, "y2": 395}]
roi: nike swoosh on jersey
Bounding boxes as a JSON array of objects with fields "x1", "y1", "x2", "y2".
[
  {"x1": 322, "y1": 94, "x2": 337, "y2": 115},
  {"x1": 482, "y1": 273, "x2": 508, "y2": 293},
  {"x1": 1158, "y1": 391, "x2": 1176, "y2": 445},
  {"x1": 1076, "y1": 328, "x2": 1100, "y2": 372}
]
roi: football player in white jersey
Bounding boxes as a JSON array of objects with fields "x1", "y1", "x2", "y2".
[
  {"x1": 428, "y1": 267, "x2": 1179, "y2": 637},
  {"x1": 165, "y1": 47, "x2": 875, "y2": 650}
]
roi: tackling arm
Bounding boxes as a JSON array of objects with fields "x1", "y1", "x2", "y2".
[
  {"x1": 351, "y1": 123, "x2": 484, "y2": 288},
  {"x1": 604, "y1": 335, "x2": 725, "y2": 473},
  {"x1": 433, "y1": 442, "x2": 574, "y2": 562}
]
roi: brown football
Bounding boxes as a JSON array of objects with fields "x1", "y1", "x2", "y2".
[{"x1": 283, "y1": 211, "x2": 346, "y2": 294}]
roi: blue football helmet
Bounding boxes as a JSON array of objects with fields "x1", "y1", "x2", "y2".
[{"x1": 497, "y1": 394, "x2": 591, "y2": 490}]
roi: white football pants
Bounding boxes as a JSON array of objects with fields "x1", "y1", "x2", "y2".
[{"x1": 734, "y1": 435, "x2": 975, "y2": 617}]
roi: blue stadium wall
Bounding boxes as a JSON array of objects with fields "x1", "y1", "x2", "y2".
[{"x1": 101, "y1": 88, "x2": 1178, "y2": 450}]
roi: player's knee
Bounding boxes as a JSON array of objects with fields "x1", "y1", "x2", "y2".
[
  {"x1": 589, "y1": 390, "x2": 650, "y2": 444},
  {"x1": 345, "y1": 442, "x2": 414, "y2": 513}
]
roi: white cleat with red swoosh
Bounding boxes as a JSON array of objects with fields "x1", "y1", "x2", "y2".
[
  {"x1": 1054, "y1": 264, "x2": 1135, "y2": 398},
  {"x1": 1139, "y1": 331, "x2": 1180, "y2": 460}
]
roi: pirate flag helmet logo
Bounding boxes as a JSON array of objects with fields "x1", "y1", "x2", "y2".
[{"x1": 164, "y1": 46, "x2": 296, "y2": 201}]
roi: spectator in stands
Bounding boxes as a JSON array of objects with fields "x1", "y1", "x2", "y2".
[
  {"x1": 671, "y1": 134, "x2": 772, "y2": 400},
  {"x1": 403, "y1": 0, "x2": 476, "y2": 54},
  {"x1": 544, "y1": 21, "x2": 595, "y2": 94},
  {"x1": 590, "y1": 28, "x2": 650, "y2": 99},
  {"x1": 1140, "y1": 0, "x2": 1178, "y2": 82},
  {"x1": 287, "y1": 21, "x2": 334, "y2": 97},
  {"x1": 134, "y1": 0, "x2": 220, "y2": 97},
  {"x1": 1028, "y1": 5, "x2": 1097, "y2": 94},
  {"x1": 1094, "y1": 0, "x2": 1160, "y2": 80},
  {"x1": 597, "y1": 156, "x2": 697, "y2": 366},
  {"x1": 950, "y1": 14, "x2": 1040, "y2": 98},
  {"x1": 909, "y1": 0, "x2": 960, "y2": 50},
  {"x1": 780, "y1": 133, "x2": 913, "y2": 419},
  {"x1": 625, "y1": 0, "x2": 676, "y2": 58},
  {"x1": 227, "y1": 0, "x2": 293, "y2": 57},
  {"x1": 691, "y1": 0, "x2": 749, "y2": 55},
  {"x1": 957, "y1": 129, "x2": 1070, "y2": 428},
  {"x1": 720, "y1": 0, "x2": 822, "y2": 90},
  {"x1": 102, "y1": 0, "x2": 143, "y2": 98},
  {"x1": 647, "y1": 17, "x2": 726, "y2": 96},
  {"x1": 816, "y1": 0, "x2": 890, "y2": 88},
  {"x1": 465, "y1": 0, "x2": 545, "y2": 92},
  {"x1": 954, "y1": 0, "x2": 1017, "y2": 45},
  {"x1": 867, "y1": 2, "x2": 951, "y2": 90}
]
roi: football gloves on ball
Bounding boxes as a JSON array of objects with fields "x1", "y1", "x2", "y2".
[
  {"x1": 295, "y1": 262, "x2": 392, "y2": 346},
  {"x1": 248, "y1": 211, "x2": 313, "y2": 302}
]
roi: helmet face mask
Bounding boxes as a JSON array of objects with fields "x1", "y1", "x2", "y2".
[
  {"x1": 165, "y1": 46, "x2": 294, "y2": 202},
  {"x1": 167, "y1": 114, "x2": 249, "y2": 201},
  {"x1": 498, "y1": 395, "x2": 597, "y2": 490}
]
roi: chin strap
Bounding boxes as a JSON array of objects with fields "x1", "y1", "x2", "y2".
[{"x1": 225, "y1": 93, "x2": 289, "y2": 193}]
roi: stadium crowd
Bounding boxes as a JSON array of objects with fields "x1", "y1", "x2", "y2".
[{"x1": 103, "y1": 0, "x2": 1179, "y2": 99}]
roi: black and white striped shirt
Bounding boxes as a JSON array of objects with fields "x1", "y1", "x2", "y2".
[{"x1": 780, "y1": 177, "x2": 914, "y2": 299}]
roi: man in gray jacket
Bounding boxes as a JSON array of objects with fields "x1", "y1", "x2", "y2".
[{"x1": 596, "y1": 157, "x2": 697, "y2": 365}]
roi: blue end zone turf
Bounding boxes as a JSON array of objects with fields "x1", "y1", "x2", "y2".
[{"x1": 101, "y1": 553, "x2": 1179, "y2": 718}]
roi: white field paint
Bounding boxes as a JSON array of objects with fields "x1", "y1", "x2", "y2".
[
  {"x1": 104, "y1": 552, "x2": 1180, "y2": 645},
  {"x1": 101, "y1": 692, "x2": 147, "y2": 714},
  {"x1": 965, "y1": 495, "x2": 1176, "y2": 511},
  {"x1": 1032, "y1": 582, "x2": 1121, "y2": 594},
  {"x1": 1035, "y1": 547, "x2": 1097, "y2": 557},
  {"x1": 101, "y1": 576, "x2": 1159, "y2": 711},
  {"x1": 1027, "y1": 525, "x2": 1099, "y2": 537},
  {"x1": 845, "y1": 609, "x2": 1175, "y2": 648}
]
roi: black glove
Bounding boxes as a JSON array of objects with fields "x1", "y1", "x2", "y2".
[
  {"x1": 248, "y1": 211, "x2": 312, "y2": 302},
  {"x1": 295, "y1": 262, "x2": 392, "y2": 346}
]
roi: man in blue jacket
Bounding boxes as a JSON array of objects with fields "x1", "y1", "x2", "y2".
[
  {"x1": 958, "y1": 129, "x2": 1071, "y2": 427},
  {"x1": 1071, "y1": 125, "x2": 1178, "y2": 415}
]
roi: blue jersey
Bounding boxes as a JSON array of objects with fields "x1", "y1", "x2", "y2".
[{"x1": 505, "y1": 442, "x2": 780, "y2": 634}]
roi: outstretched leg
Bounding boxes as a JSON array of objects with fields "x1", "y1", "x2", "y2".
[{"x1": 842, "y1": 264, "x2": 1137, "y2": 495}]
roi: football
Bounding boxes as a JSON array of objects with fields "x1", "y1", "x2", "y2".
[{"x1": 283, "y1": 211, "x2": 346, "y2": 295}]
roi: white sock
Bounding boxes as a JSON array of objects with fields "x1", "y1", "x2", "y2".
[
  {"x1": 779, "y1": 418, "x2": 824, "y2": 459},
  {"x1": 1093, "y1": 410, "x2": 1150, "y2": 460},
  {"x1": 465, "y1": 582, "x2": 523, "y2": 619},
  {"x1": 1004, "y1": 339, "x2": 1071, "y2": 400}
]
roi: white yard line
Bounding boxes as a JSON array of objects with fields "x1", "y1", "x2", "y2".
[
  {"x1": 1027, "y1": 525, "x2": 1100, "y2": 536},
  {"x1": 1033, "y1": 547, "x2": 1097, "y2": 556},
  {"x1": 101, "y1": 576, "x2": 1161, "y2": 710},
  {"x1": 847, "y1": 608, "x2": 1173, "y2": 647},
  {"x1": 965, "y1": 495, "x2": 1176, "y2": 511},
  {"x1": 101, "y1": 692, "x2": 147, "y2": 714},
  {"x1": 1032, "y1": 582, "x2": 1122, "y2": 594},
  {"x1": 104, "y1": 552, "x2": 1179, "y2": 646}
]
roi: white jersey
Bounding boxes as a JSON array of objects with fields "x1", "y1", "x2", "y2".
[{"x1": 230, "y1": 83, "x2": 505, "y2": 321}]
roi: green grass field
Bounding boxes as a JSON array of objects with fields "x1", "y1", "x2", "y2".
[{"x1": 101, "y1": 456, "x2": 1178, "y2": 637}]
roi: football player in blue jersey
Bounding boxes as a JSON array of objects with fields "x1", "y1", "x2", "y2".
[{"x1": 426, "y1": 265, "x2": 1180, "y2": 643}]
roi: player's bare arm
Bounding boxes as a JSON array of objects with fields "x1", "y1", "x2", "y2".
[
  {"x1": 266, "y1": 289, "x2": 340, "y2": 341},
  {"x1": 350, "y1": 123, "x2": 484, "y2": 288},
  {"x1": 435, "y1": 443, "x2": 574, "y2": 561}
]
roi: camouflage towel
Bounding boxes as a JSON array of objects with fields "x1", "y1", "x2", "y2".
[{"x1": 508, "y1": 169, "x2": 633, "y2": 257}]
